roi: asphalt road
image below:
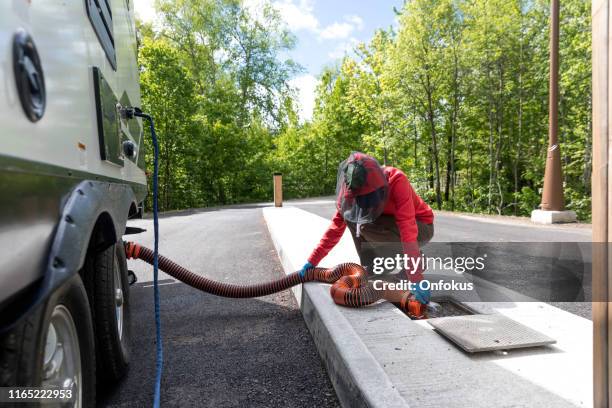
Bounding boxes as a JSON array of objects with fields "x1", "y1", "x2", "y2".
[
  {"x1": 99, "y1": 206, "x2": 339, "y2": 407},
  {"x1": 288, "y1": 197, "x2": 593, "y2": 320},
  {"x1": 98, "y1": 198, "x2": 592, "y2": 406},
  {"x1": 289, "y1": 196, "x2": 591, "y2": 240}
]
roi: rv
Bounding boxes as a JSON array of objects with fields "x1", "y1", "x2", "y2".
[{"x1": 0, "y1": 1, "x2": 146, "y2": 405}]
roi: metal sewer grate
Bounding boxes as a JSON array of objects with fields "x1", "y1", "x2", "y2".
[
  {"x1": 428, "y1": 314, "x2": 556, "y2": 353},
  {"x1": 426, "y1": 298, "x2": 475, "y2": 319}
]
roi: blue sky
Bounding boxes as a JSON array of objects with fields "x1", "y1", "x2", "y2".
[{"x1": 133, "y1": 0, "x2": 403, "y2": 121}]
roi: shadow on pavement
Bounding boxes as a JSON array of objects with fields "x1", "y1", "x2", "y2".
[{"x1": 98, "y1": 282, "x2": 339, "y2": 408}]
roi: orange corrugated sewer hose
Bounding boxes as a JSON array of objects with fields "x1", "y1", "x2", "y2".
[{"x1": 124, "y1": 241, "x2": 427, "y2": 318}]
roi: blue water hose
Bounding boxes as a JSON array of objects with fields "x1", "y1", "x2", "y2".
[{"x1": 134, "y1": 109, "x2": 163, "y2": 407}]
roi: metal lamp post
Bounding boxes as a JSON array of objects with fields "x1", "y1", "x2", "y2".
[{"x1": 531, "y1": 0, "x2": 577, "y2": 223}]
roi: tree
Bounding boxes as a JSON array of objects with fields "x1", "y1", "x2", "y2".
[
  {"x1": 137, "y1": 0, "x2": 592, "y2": 221},
  {"x1": 139, "y1": 36, "x2": 198, "y2": 211},
  {"x1": 139, "y1": 0, "x2": 300, "y2": 209}
]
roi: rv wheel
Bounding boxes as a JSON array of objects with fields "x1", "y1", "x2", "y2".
[
  {"x1": 0, "y1": 274, "x2": 96, "y2": 407},
  {"x1": 85, "y1": 242, "x2": 131, "y2": 383}
]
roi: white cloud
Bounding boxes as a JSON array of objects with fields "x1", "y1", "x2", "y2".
[
  {"x1": 328, "y1": 37, "x2": 359, "y2": 59},
  {"x1": 273, "y1": 0, "x2": 319, "y2": 32},
  {"x1": 345, "y1": 15, "x2": 364, "y2": 31},
  {"x1": 133, "y1": 0, "x2": 156, "y2": 23},
  {"x1": 273, "y1": 1, "x2": 364, "y2": 44},
  {"x1": 318, "y1": 14, "x2": 364, "y2": 40},
  {"x1": 319, "y1": 22, "x2": 354, "y2": 40},
  {"x1": 289, "y1": 74, "x2": 318, "y2": 122}
]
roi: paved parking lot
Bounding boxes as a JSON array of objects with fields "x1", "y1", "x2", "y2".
[
  {"x1": 99, "y1": 205, "x2": 339, "y2": 407},
  {"x1": 98, "y1": 198, "x2": 593, "y2": 406}
]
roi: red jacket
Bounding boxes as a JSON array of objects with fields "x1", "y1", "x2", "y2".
[{"x1": 308, "y1": 167, "x2": 434, "y2": 269}]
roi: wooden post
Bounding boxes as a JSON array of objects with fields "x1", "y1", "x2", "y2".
[
  {"x1": 273, "y1": 173, "x2": 283, "y2": 207},
  {"x1": 592, "y1": 0, "x2": 610, "y2": 405}
]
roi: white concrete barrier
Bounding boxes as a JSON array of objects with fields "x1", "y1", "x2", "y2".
[{"x1": 263, "y1": 206, "x2": 592, "y2": 408}]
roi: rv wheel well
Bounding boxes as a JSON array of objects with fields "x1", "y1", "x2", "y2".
[{"x1": 89, "y1": 212, "x2": 118, "y2": 253}]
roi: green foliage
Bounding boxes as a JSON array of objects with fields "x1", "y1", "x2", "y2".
[
  {"x1": 139, "y1": 0, "x2": 592, "y2": 222},
  {"x1": 295, "y1": 0, "x2": 591, "y2": 220},
  {"x1": 138, "y1": 0, "x2": 297, "y2": 210}
]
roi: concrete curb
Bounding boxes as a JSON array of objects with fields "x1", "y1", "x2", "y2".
[
  {"x1": 263, "y1": 206, "x2": 592, "y2": 408},
  {"x1": 263, "y1": 207, "x2": 408, "y2": 408}
]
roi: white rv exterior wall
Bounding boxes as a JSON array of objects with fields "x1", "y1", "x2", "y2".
[{"x1": 0, "y1": 0, "x2": 146, "y2": 186}]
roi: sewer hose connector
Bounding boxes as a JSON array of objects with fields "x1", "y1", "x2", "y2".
[{"x1": 124, "y1": 241, "x2": 426, "y2": 318}]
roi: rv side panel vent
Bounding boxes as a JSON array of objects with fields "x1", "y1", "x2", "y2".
[{"x1": 85, "y1": 0, "x2": 116, "y2": 70}]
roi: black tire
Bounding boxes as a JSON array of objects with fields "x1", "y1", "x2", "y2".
[
  {"x1": 84, "y1": 242, "x2": 130, "y2": 383},
  {"x1": 0, "y1": 274, "x2": 96, "y2": 407}
]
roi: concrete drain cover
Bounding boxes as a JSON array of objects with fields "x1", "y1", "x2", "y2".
[{"x1": 428, "y1": 314, "x2": 556, "y2": 353}]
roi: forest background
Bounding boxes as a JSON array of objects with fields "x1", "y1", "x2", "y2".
[{"x1": 138, "y1": 0, "x2": 592, "y2": 220}]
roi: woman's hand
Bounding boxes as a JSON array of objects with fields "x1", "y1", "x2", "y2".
[{"x1": 299, "y1": 261, "x2": 314, "y2": 278}]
